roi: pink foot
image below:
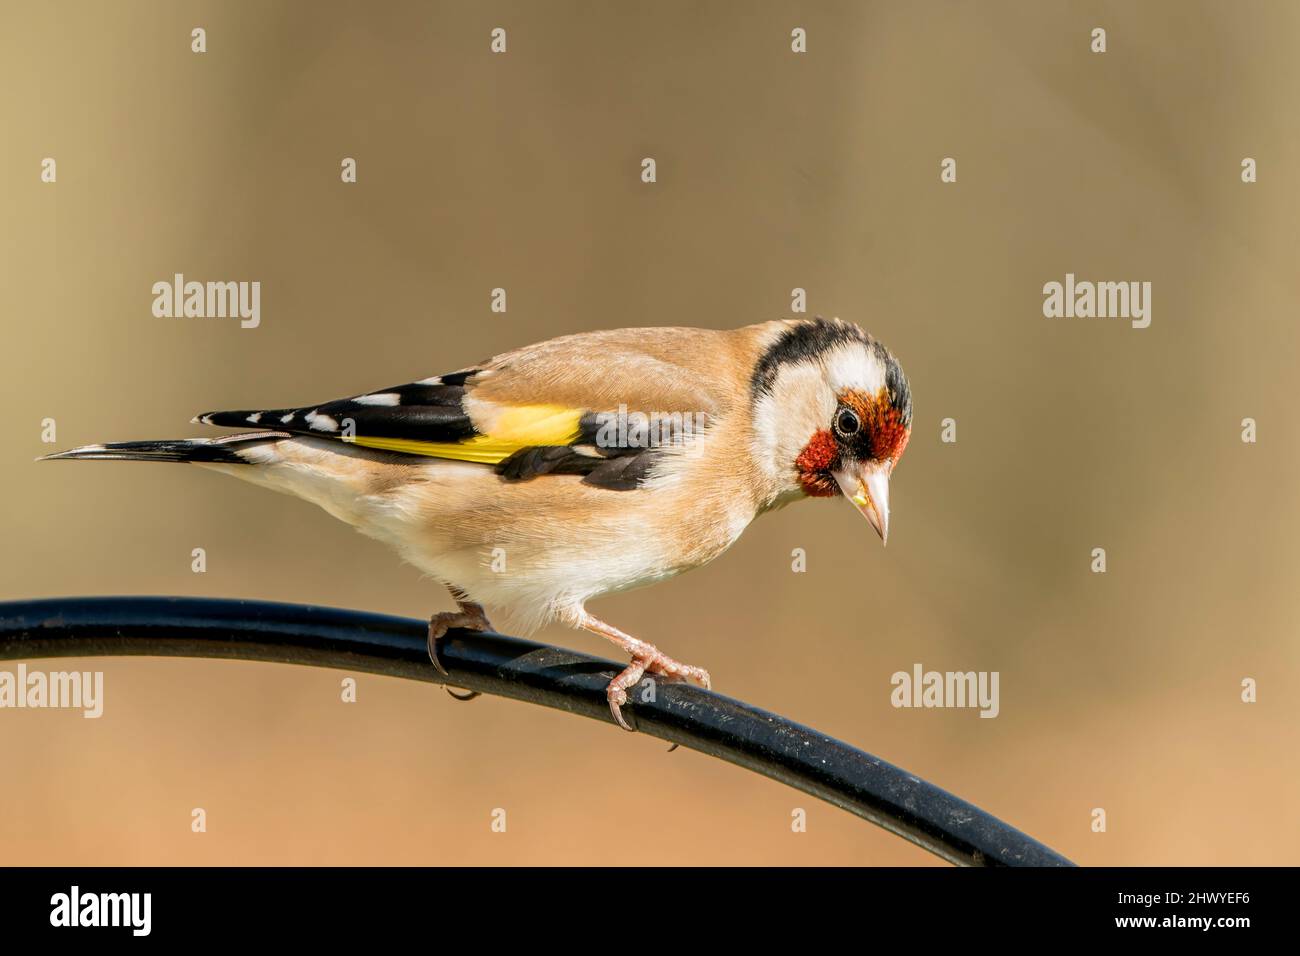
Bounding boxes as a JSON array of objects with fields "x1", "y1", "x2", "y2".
[{"x1": 606, "y1": 649, "x2": 712, "y2": 732}]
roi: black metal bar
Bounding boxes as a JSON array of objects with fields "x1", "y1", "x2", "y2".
[{"x1": 0, "y1": 596, "x2": 1072, "y2": 867}]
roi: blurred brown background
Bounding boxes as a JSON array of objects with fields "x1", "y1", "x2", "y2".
[{"x1": 1, "y1": 0, "x2": 1296, "y2": 865}]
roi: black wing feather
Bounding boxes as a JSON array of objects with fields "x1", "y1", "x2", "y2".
[
  {"x1": 196, "y1": 373, "x2": 705, "y2": 490},
  {"x1": 196, "y1": 377, "x2": 480, "y2": 444}
]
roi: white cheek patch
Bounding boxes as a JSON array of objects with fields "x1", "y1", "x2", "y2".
[
  {"x1": 751, "y1": 362, "x2": 837, "y2": 484},
  {"x1": 823, "y1": 343, "x2": 886, "y2": 396}
]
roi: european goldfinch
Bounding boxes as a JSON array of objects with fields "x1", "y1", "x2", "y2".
[{"x1": 42, "y1": 317, "x2": 913, "y2": 729}]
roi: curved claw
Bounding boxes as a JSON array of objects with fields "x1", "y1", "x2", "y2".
[
  {"x1": 427, "y1": 612, "x2": 486, "y2": 703},
  {"x1": 607, "y1": 691, "x2": 635, "y2": 732},
  {"x1": 427, "y1": 638, "x2": 451, "y2": 678}
]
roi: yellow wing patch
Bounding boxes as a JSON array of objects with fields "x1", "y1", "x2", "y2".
[{"x1": 349, "y1": 404, "x2": 583, "y2": 464}]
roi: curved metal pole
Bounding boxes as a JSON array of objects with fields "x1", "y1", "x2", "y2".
[{"x1": 0, "y1": 596, "x2": 1072, "y2": 867}]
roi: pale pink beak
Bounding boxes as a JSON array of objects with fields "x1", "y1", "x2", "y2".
[{"x1": 833, "y1": 461, "x2": 891, "y2": 545}]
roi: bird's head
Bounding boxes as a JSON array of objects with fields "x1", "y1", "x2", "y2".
[{"x1": 751, "y1": 317, "x2": 912, "y2": 544}]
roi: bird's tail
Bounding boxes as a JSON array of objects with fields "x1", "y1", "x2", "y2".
[{"x1": 38, "y1": 431, "x2": 288, "y2": 464}]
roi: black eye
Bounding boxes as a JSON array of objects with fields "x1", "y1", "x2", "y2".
[{"x1": 834, "y1": 407, "x2": 860, "y2": 438}]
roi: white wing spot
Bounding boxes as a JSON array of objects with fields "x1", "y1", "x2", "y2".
[
  {"x1": 305, "y1": 410, "x2": 339, "y2": 432},
  {"x1": 247, "y1": 413, "x2": 262, "y2": 424},
  {"x1": 280, "y1": 413, "x2": 295, "y2": 423},
  {"x1": 353, "y1": 393, "x2": 401, "y2": 406}
]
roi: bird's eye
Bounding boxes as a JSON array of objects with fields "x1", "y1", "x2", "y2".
[{"x1": 834, "y1": 407, "x2": 860, "y2": 438}]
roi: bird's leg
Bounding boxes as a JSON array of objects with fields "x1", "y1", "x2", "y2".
[
  {"x1": 428, "y1": 591, "x2": 493, "y2": 701},
  {"x1": 570, "y1": 609, "x2": 712, "y2": 732}
]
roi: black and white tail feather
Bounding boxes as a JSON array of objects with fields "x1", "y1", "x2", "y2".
[
  {"x1": 35, "y1": 374, "x2": 479, "y2": 467},
  {"x1": 38, "y1": 431, "x2": 289, "y2": 464}
]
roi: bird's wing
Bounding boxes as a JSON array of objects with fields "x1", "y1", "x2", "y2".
[{"x1": 196, "y1": 325, "x2": 749, "y2": 490}]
